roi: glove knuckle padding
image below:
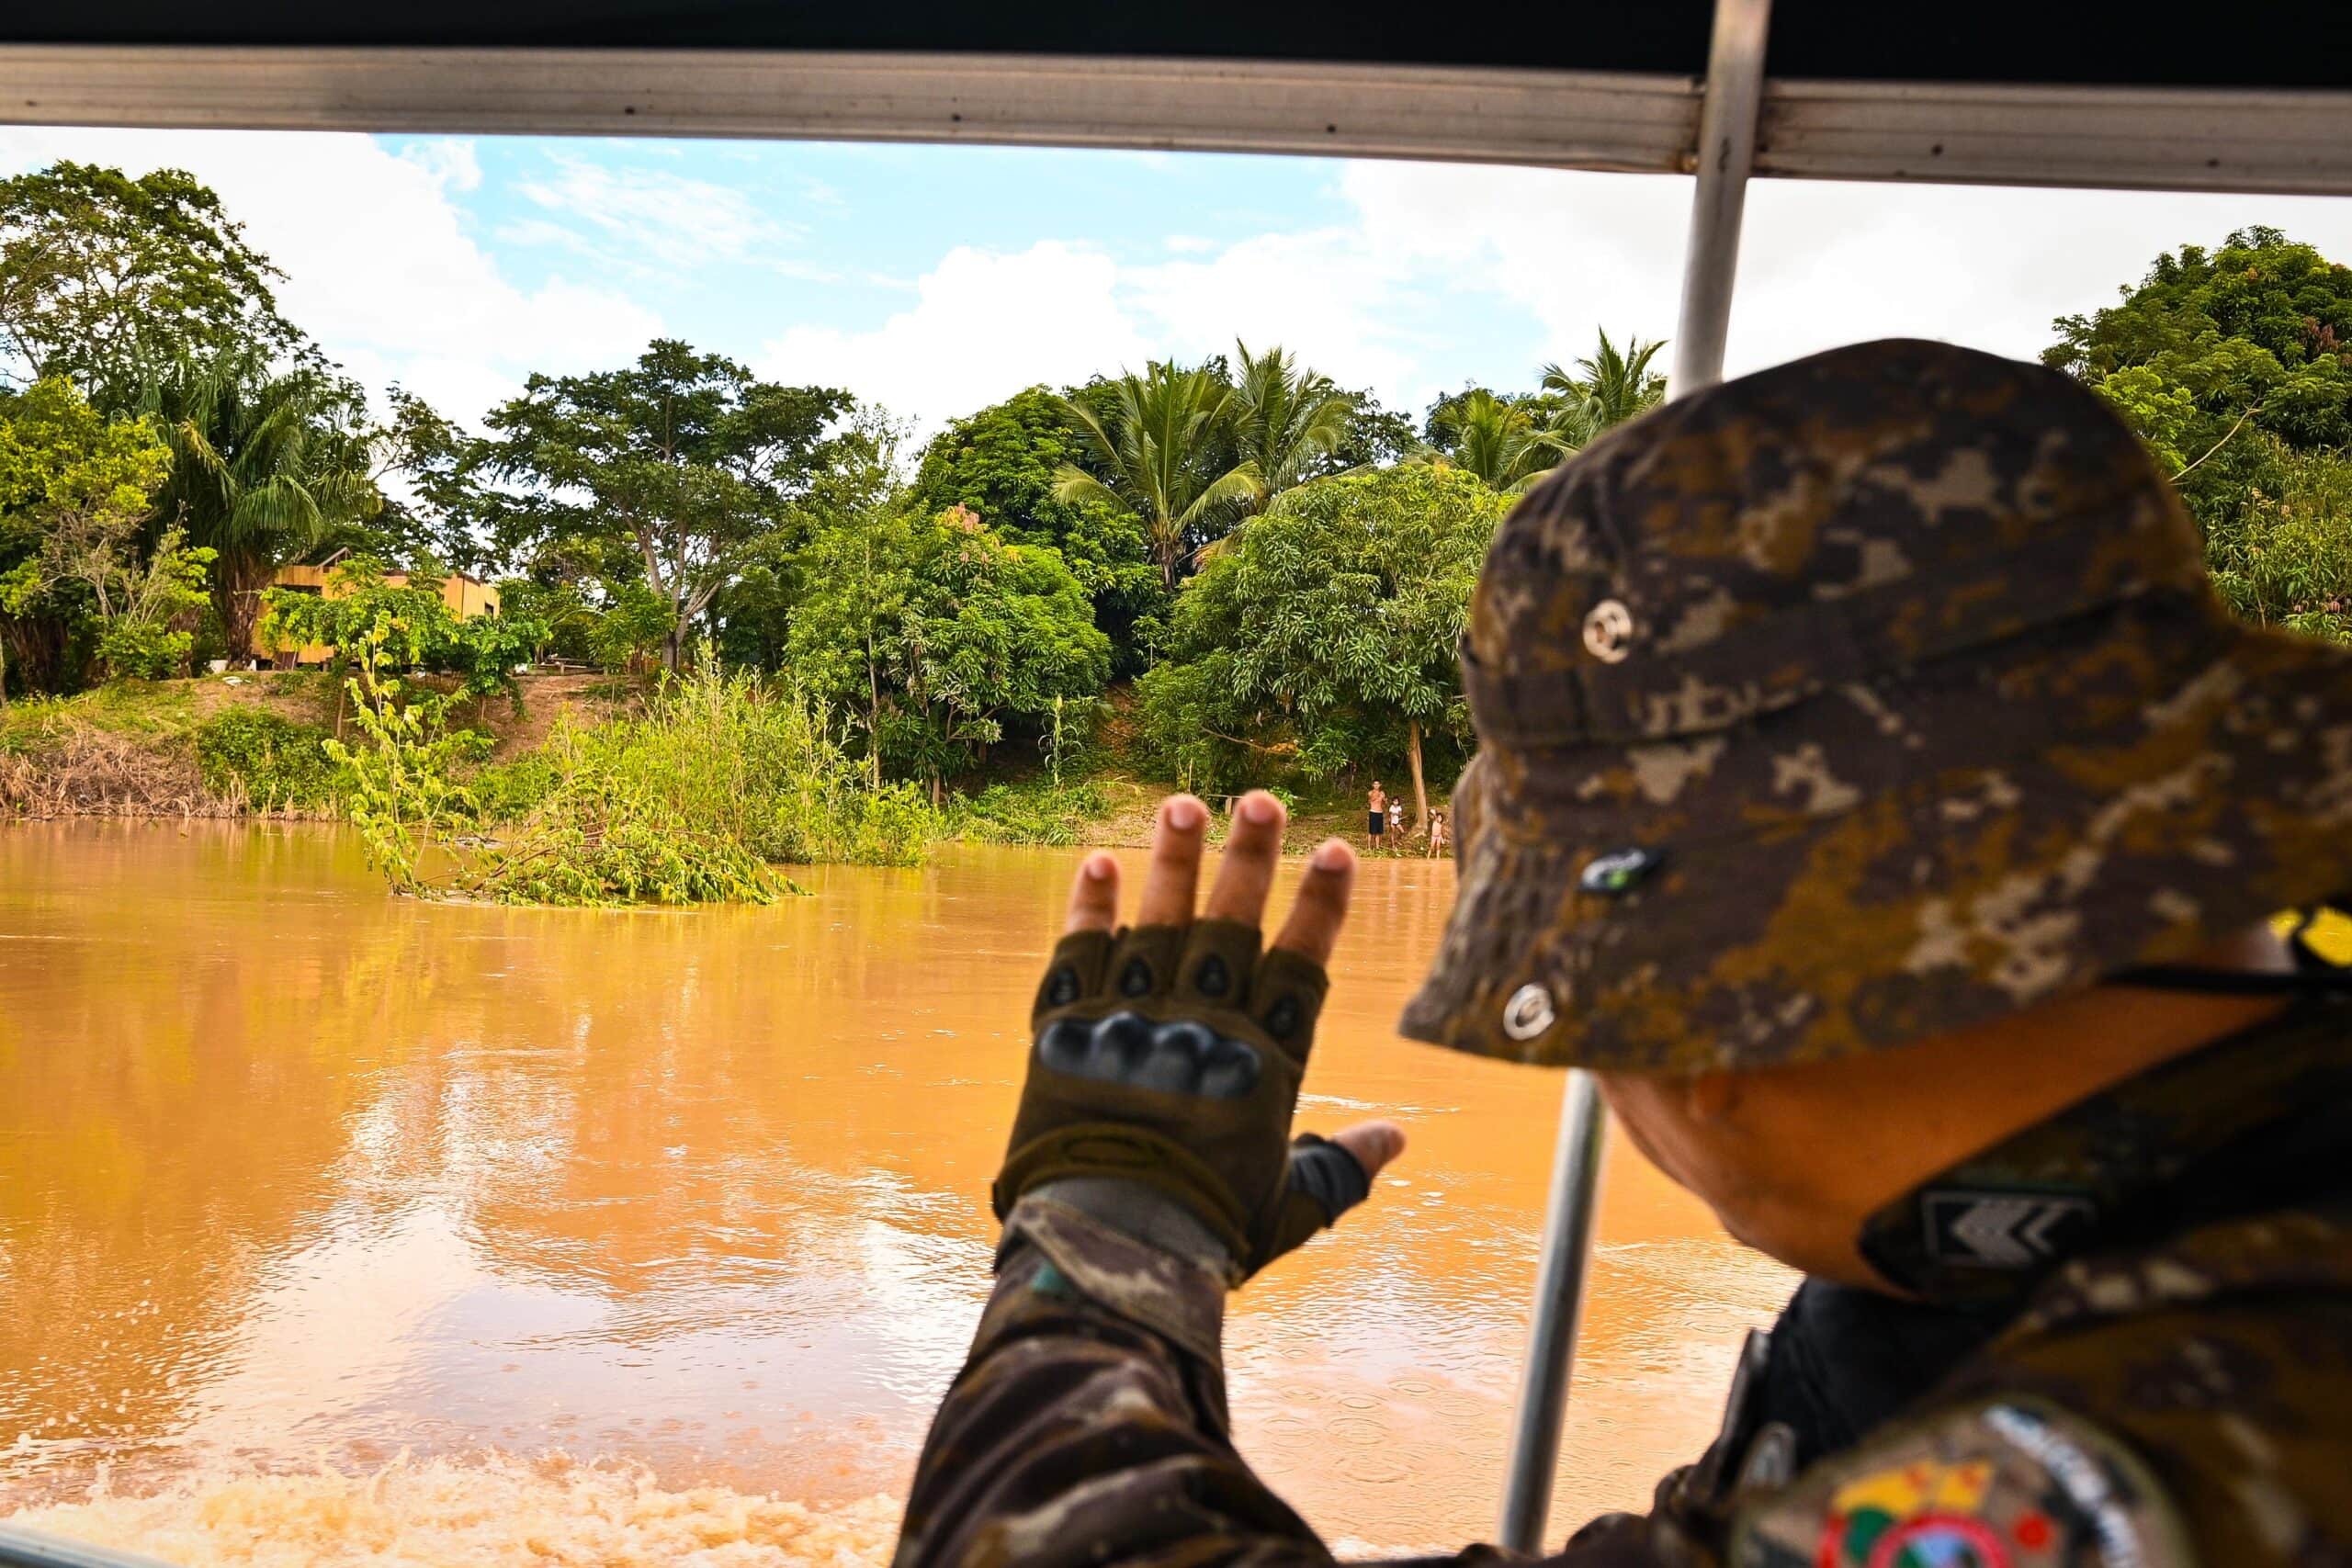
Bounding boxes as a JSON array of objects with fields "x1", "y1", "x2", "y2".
[
  {"x1": 1035, "y1": 930, "x2": 1113, "y2": 1018},
  {"x1": 1001, "y1": 919, "x2": 1343, "y2": 1280},
  {"x1": 1107, "y1": 923, "x2": 1187, "y2": 1000},
  {"x1": 1247, "y1": 948, "x2": 1329, "y2": 1059}
]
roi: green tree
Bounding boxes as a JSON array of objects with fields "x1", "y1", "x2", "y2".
[
  {"x1": 1054, "y1": 362, "x2": 1262, "y2": 594},
  {"x1": 366, "y1": 386, "x2": 491, "y2": 572},
  {"x1": 479, "y1": 340, "x2": 849, "y2": 672},
  {"x1": 0, "y1": 162, "x2": 299, "y2": 410},
  {"x1": 1136, "y1": 464, "x2": 1509, "y2": 820},
  {"x1": 906, "y1": 385, "x2": 1162, "y2": 666},
  {"x1": 2048, "y1": 226, "x2": 2352, "y2": 451},
  {"x1": 1317, "y1": 389, "x2": 1423, "y2": 475},
  {"x1": 1541, "y1": 329, "x2": 1668, "y2": 441},
  {"x1": 1228, "y1": 341, "x2": 1353, "y2": 510},
  {"x1": 787, "y1": 507, "x2": 914, "y2": 788},
  {"x1": 0, "y1": 378, "x2": 195, "y2": 686},
  {"x1": 791, "y1": 503, "x2": 1109, "y2": 798},
  {"x1": 2048, "y1": 229, "x2": 2352, "y2": 644},
  {"x1": 1430, "y1": 389, "x2": 1571, "y2": 491},
  {"x1": 141, "y1": 347, "x2": 385, "y2": 661}
]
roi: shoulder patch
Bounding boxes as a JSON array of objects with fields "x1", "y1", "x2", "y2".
[{"x1": 1729, "y1": 1395, "x2": 2193, "y2": 1568}]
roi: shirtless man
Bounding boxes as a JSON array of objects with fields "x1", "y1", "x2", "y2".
[{"x1": 1365, "y1": 780, "x2": 1387, "y2": 850}]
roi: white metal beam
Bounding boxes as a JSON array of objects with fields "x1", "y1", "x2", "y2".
[
  {"x1": 0, "y1": 47, "x2": 1702, "y2": 172},
  {"x1": 3, "y1": 45, "x2": 2350, "y2": 197},
  {"x1": 1759, "y1": 78, "x2": 2352, "y2": 194}
]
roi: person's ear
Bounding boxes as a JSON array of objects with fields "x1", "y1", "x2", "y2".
[{"x1": 1677, "y1": 1070, "x2": 1740, "y2": 1125}]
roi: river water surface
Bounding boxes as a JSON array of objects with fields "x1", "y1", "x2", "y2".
[{"x1": 0, "y1": 822, "x2": 1792, "y2": 1562}]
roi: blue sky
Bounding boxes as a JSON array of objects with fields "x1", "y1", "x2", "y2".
[{"x1": 6, "y1": 125, "x2": 2352, "y2": 440}]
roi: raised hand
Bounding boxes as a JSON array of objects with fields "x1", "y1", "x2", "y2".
[{"x1": 993, "y1": 791, "x2": 1404, "y2": 1281}]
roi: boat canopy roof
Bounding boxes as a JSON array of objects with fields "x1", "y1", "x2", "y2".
[{"x1": 6, "y1": 0, "x2": 2351, "y2": 193}]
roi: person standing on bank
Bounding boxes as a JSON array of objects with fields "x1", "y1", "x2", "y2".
[
  {"x1": 896, "y1": 342, "x2": 2352, "y2": 1568},
  {"x1": 1427, "y1": 807, "x2": 1448, "y2": 858},
  {"x1": 1367, "y1": 779, "x2": 1388, "y2": 850}
]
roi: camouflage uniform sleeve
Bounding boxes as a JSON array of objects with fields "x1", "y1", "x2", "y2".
[
  {"x1": 897, "y1": 1198, "x2": 1677, "y2": 1568},
  {"x1": 893, "y1": 1196, "x2": 1332, "y2": 1568}
]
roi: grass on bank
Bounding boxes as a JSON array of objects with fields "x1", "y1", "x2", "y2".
[{"x1": 0, "y1": 668, "x2": 1441, "y2": 903}]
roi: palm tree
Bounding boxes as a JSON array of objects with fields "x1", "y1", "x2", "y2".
[
  {"x1": 140, "y1": 349, "x2": 383, "y2": 660},
  {"x1": 1054, "y1": 363, "x2": 1263, "y2": 593},
  {"x1": 1431, "y1": 389, "x2": 1575, "y2": 491},
  {"x1": 1228, "y1": 341, "x2": 1353, "y2": 511},
  {"x1": 1540, "y1": 329, "x2": 1668, "y2": 444}
]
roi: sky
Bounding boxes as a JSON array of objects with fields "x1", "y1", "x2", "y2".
[{"x1": 6, "y1": 125, "x2": 2352, "y2": 440}]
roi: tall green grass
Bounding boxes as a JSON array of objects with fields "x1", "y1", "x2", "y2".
[
  {"x1": 319, "y1": 657, "x2": 928, "y2": 905},
  {"x1": 462, "y1": 666, "x2": 932, "y2": 904}
]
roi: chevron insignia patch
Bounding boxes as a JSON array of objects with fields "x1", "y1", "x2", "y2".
[{"x1": 1921, "y1": 1190, "x2": 2098, "y2": 1269}]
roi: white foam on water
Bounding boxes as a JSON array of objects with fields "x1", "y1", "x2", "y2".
[{"x1": 3, "y1": 1453, "x2": 899, "y2": 1568}]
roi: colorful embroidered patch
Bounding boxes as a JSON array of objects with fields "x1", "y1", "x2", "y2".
[
  {"x1": 2273, "y1": 903, "x2": 2352, "y2": 968},
  {"x1": 1729, "y1": 1397, "x2": 2191, "y2": 1568}
]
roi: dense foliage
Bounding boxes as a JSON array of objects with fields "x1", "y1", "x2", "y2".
[
  {"x1": 907, "y1": 386, "x2": 1163, "y2": 670},
  {"x1": 2048, "y1": 227, "x2": 2352, "y2": 641},
  {"x1": 0, "y1": 378, "x2": 197, "y2": 687},
  {"x1": 14, "y1": 151, "x2": 2349, "y2": 898},
  {"x1": 1137, "y1": 464, "x2": 1509, "y2": 817},
  {"x1": 476, "y1": 341, "x2": 850, "y2": 673},
  {"x1": 140, "y1": 347, "x2": 384, "y2": 659},
  {"x1": 0, "y1": 162, "x2": 298, "y2": 408},
  {"x1": 191, "y1": 706, "x2": 340, "y2": 810}
]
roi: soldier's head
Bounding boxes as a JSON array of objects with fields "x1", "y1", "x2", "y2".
[{"x1": 1401, "y1": 340, "x2": 2352, "y2": 1287}]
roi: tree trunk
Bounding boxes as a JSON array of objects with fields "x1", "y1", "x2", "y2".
[
  {"x1": 866, "y1": 638, "x2": 884, "y2": 790},
  {"x1": 218, "y1": 556, "x2": 267, "y2": 664},
  {"x1": 1406, "y1": 717, "x2": 1428, "y2": 835}
]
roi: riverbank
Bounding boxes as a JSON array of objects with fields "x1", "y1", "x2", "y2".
[{"x1": 0, "y1": 674, "x2": 1447, "y2": 859}]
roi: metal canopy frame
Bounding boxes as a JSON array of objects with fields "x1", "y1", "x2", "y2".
[
  {"x1": 1, "y1": 7, "x2": 2346, "y2": 1567},
  {"x1": 4, "y1": 45, "x2": 2352, "y2": 195}
]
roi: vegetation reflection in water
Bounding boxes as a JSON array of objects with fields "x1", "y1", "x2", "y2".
[{"x1": 0, "y1": 823, "x2": 1791, "y2": 1561}]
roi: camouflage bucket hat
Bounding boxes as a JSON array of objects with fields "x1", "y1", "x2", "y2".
[{"x1": 1398, "y1": 338, "x2": 2352, "y2": 1074}]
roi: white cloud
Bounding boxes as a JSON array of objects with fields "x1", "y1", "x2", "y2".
[
  {"x1": 1125, "y1": 226, "x2": 1425, "y2": 405},
  {"x1": 18, "y1": 124, "x2": 2347, "y2": 444},
  {"x1": 399, "y1": 138, "x2": 482, "y2": 193},
  {"x1": 1340, "y1": 162, "x2": 1690, "y2": 366},
  {"x1": 1728, "y1": 181, "x2": 2352, "y2": 375},
  {"x1": 0, "y1": 127, "x2": 660, "y2": 423},
  {"x1": 517, "y1": 155, "x2": 796, "y2": 269},
  {"x1": 1335, "y1": 160, "x2": 2352, "y2": 385},
  {"x1": 762, "y1": 241, "x2": 1153, "y2": 429}
]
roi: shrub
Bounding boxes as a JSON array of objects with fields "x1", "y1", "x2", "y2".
[
  {"x1": 946, "y1": 778, "x2": 1112, "y2": 847},
  {"x1": 97, "y1": 622, "x2": 193, "y2": 682},
  {"x1": 330, "y1": 655, "x2": 938, "y2": 904},
  {"x1": 192, "y1": 708, "x2": 342, "y2": 810}
]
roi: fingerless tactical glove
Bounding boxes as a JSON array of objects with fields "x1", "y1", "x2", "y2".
[{"x1": 994, "y1": 919, "x2": 1371, "y2": 1282}]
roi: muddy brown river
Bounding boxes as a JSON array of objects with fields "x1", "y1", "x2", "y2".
[{"x1": 0, "y1": 822, "x2": 1792, "y2": 1562}]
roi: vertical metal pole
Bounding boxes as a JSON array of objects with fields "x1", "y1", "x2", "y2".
[
  {"x1": 1671, "y1": 0, "x2": 1773, "y2": 397},
  {"x1": 1495, "y1": 1068, "x2": 1609, "y2": 1552},
  {"x1": 1497, "y1": 0, "x2": 1770, "y2": 1552}
]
